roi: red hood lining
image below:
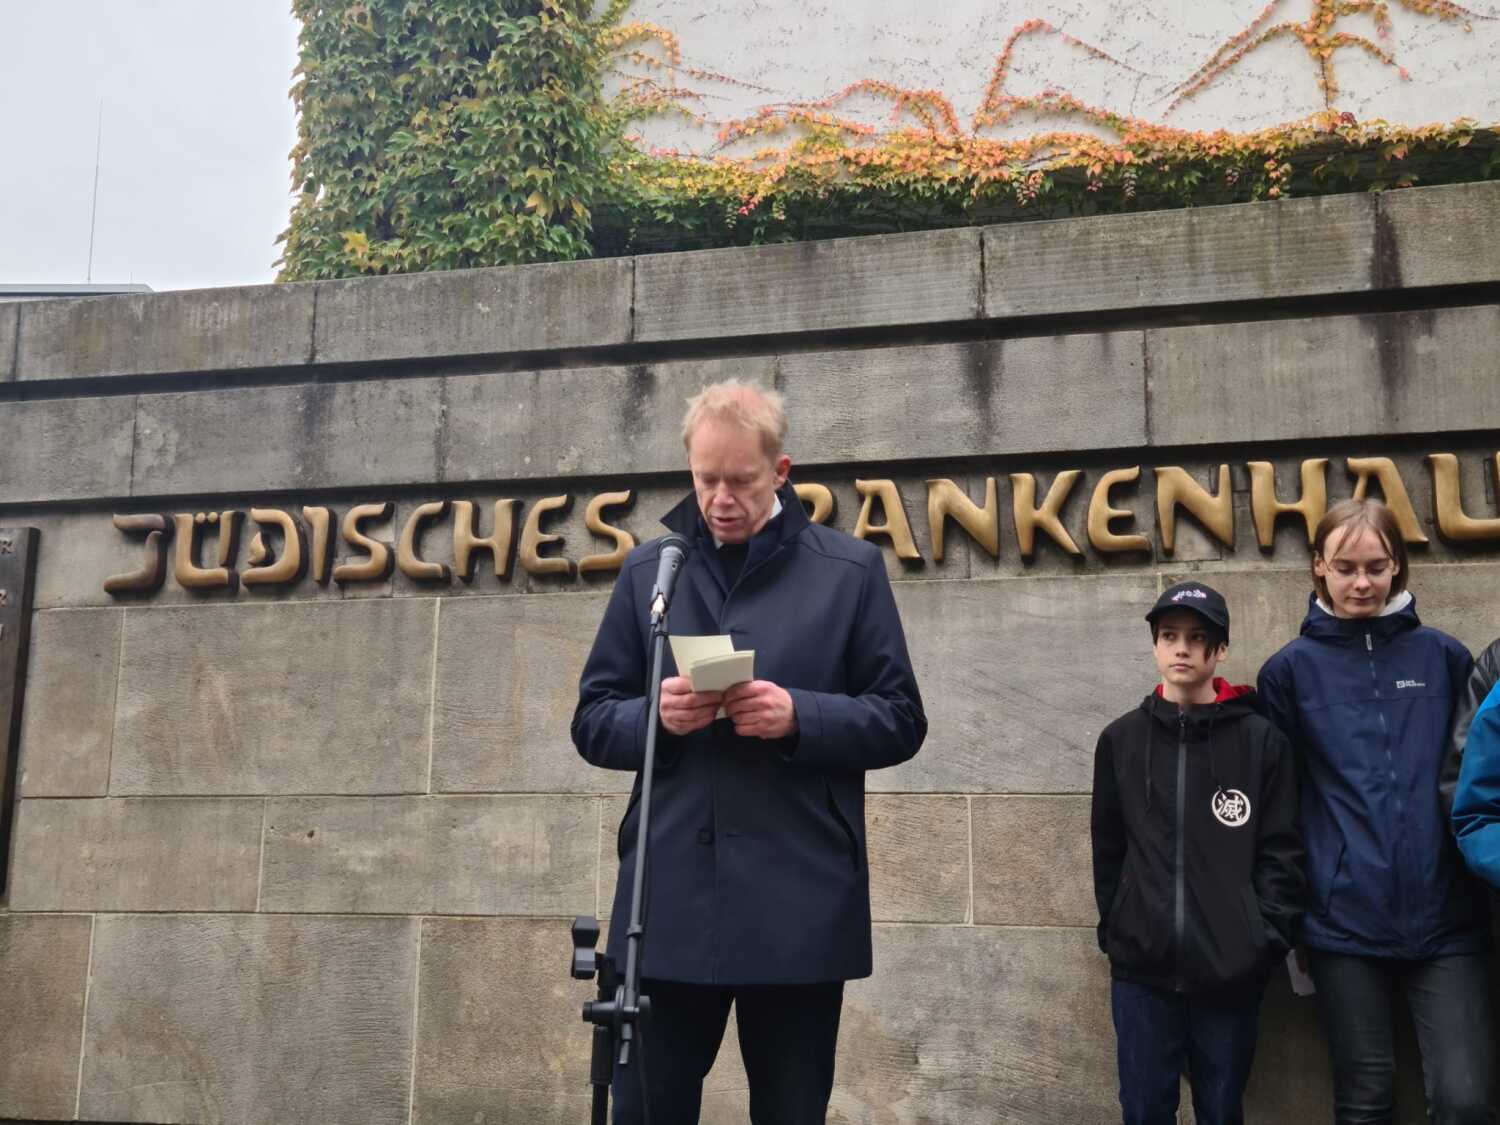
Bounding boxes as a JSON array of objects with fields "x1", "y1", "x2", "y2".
[{"x1": 1154, "y1": 676, "x2": 1252, "y2": 702}]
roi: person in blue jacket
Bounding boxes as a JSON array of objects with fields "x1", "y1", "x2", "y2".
[
  {"x1": 572, "y1": 379, "x2": 927, "y2": 1125},
  {"x1": 1452, "y1": 640, "x2": 1500, "y2": 889},
  {"x1": 1258, "y1": 498, "x2": 1493, "y2": 1125}
]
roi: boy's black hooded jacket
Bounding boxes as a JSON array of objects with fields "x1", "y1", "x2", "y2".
[{"x1": 1091, "y1": 680, "x2": 1306, "y2": 994}]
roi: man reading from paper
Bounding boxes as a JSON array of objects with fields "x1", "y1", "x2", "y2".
[{"x1": 572, "y1": 379, "x2": 927, "y2": 1125}]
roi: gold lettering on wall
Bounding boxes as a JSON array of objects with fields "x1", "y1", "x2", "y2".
[
  {"x1": 398, "y1": 501, "x2": 452, "y2": 582},
  {"x1": 1427, "y1": 454, "x2": 1500, "y2": 542},
  {"x1": 579, "y1": 492, "x2": 637, "y2": 575},
  {"x1": 794, "y1": 482, "x2": 836, "y2": 525},
  {"x1": 520, "y1": 494, "x2": 575, "y2": 577},
  {"x1": 1248, "y1": 459, "x2": 1328, "y2": 548},
  {"x1": 172, "y1": 513, "x2": 238, "y2": 591},
  {"x1": 333, "y1": 502, "x2": 396, "y2": 583},
  {"x1": 1088, "y1": 467, "x2": 1151, "y2": 554},
  {"x1": 854, "y1": 480, "x2": 920, "y2": 560},
  {"x1": 242, "y1": 509, "x2": 306, "y2": 588},
  {"x1": 1348, "y1": 457, "x2": 1430, "y2": 544},
  {"x1": 103, "y1": 514, "x2": 173, "y2": 594},
  {"x1": 1010, "y1": 471, "x2": 1083, "y2": 558},
  {"x1": 926, "y1": 478, "x2": 999, "y2": 562},
  {"x1": 302, "y1": 506, "x2": 335, "y2": 584},
  {"x1": 452, "y1": 500, "x2": 518, "y2": 581},
  {"x1": 1155, "y1": 465, "x2": 1233, "y2": 555}
]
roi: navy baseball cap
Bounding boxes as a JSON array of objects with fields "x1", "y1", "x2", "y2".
[{"x1": 1146, "y1": 581, "x2": 1230, "y2": 642}]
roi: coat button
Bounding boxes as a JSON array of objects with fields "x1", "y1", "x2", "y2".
[{"x1": 696, "y1": 829, "x2": 713, "y2": 845}]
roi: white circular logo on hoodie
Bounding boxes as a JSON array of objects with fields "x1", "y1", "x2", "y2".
[{"x1": 1212, "y1": 789, "x2": 1252, "y2": 827}]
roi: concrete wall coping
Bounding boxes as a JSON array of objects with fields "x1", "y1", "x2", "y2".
[{"x1": 6, "y1": 181, "x2": 1496, "y2": 387}]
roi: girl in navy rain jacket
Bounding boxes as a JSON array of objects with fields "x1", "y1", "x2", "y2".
[{"x1": 1258, "y1": 498, "x2": 1493, "y2": 1125}]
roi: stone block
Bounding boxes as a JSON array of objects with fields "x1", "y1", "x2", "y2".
[
  {"x1": 314, "y1": 257, "x2": 632, "y2": 365},
  {"x1": 441, "y1": 358, "x2": 749, "y2": 484},
  {"x1": 986, "y1": 192, "x2": 1377, "y2": 318},
  {"x1": 8, "y1": 796, "x2": 262, "y2": 911},
  {"x1": 0, "y1": 914, "x2": 91, "y2": 1121},
  {"x1": 876, "y1": 577, "x2": 1159, "y2": 793},
  {"x1": 1406, "y1": 562, "x2": 1500, "y2": 657},
  {"x1": 635, "y1": 227, "x2": 980, "y2": 341},
  {"x1": 1378, "y1": 180, "x2": 1500, "y2": 290},
  {"x1": 18, "y1": 608, "x2": 121, "y2": 795},
  {"x1": 0, "y1": 395, "x2": 135, "y2": 504},
  {"x1": 1147, "y1": 306, "x2": 1500, "y2": 447},
  {"x1": 110, "y1": 599, "x2": 437, "y2": 795},
  {"x1": 831, "y1": 925, "x2": 1118, "y2": 1123},
  {"x1": 431, "y1": 593, "x2": 628, "y2": 794},
  {"x1": 260, "y1": 795, "x2": 597, "y2": 915},
  {"x1": 598, "y1": 794, "x2": 627, "y2": 919},
  {"x1": 972, "y1": 796, "x2": 1094, "y2": 927},
  {"x1": 0, "y1": 302, "x2": 17, "y2": 381},
  {"x1": 16, "y1": 283, "x2": 315, "y2": 381},
  {"x1": 413, "y1": 917, "x2": 598, "y2": 1125},
  {"x1": 132, "y1": 376, "x2": 444, "y2": 496},
  {"x1": 80, "y1": 914, "x2": 418, "y2": 1125},
  {"x1": 867, "y1": 795, "x2": 970, "y2": 923},
  {"x1": 781, "y1": 334, "x2": 1146, "y2": 466}
]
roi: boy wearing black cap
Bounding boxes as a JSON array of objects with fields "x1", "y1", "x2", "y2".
[{"x1": 1091, "y1": 581, "x2": 1305, "y2": 1125}]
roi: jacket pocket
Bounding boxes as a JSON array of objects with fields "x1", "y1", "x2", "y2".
[
  {"x1": 1311, "y1": 837, "x2": 1347, "y2": 918},
  {"x1": 616, "y1": 785, "x2": 642, "y2": 860},
  {"x1": 824, "y1": 779, "x2": 861, "y2": 871},
  {"x1": 1104, "y1": 871, "x2": 1166, "y2": 968}
]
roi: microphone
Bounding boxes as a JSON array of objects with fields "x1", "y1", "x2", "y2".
[{"x1": 649, "y1": 534, "x2": 690, "y2": 619}]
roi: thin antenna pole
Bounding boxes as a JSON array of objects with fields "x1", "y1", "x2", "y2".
[{"x1": 87, "y1": 100, "x2": 103, "y2": 282}]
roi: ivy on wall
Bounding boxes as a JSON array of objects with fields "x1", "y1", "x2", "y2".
[{"x1": 279, "y1": 0, "x2": 1500, "y2": 278}]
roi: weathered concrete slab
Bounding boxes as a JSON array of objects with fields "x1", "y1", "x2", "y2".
[
  {"x1": 18, "y1": 608, "x2": 121, "y2": 796},
  {"x1": 111, "y1": 599, "x2": 436, "y2": 795},
  {"x1": 782, "y1": 334, "x2": 1146, "y2": 467},
  {"x1": 1378, "y1": 180, "x2": 1500, "y2": 290},
  {"x1": 0, "y1": 395, "x2": 135, "y2": 504},
  {"x1": 16, "y1": 284, "x2": 315, "y2": 381},
  {"x1": 440, "y1": 359, "x2": 742, "y2": 484},
  {"x1": 0, "y1": 914, "x2": 91, "y2": 1121},
  {"x1": 0, "y1": 302, "x2": 17, "y2": 381},
  {"x1": 986, "y1": 193, "x2": 1377, "y2": 318},
  {"x1": 833, "y1": 925, "x2": 1118, "y2": 1122},
  {"x1": 1403, "y1": 562, "x2": 1500, "y2": 657},
  {"x1": 8, "y1": 796, "x2": 262, "y2": 911},
  {"x1": 1147, "y1": 305, "x2": 1500, "y2": 447},
  {"x1": 260, "y1": 795, "x2": 596, "y2": 915},
  {"x1": 876, "y1": 577, "x2": 1158, "y2": 793},
  {"x1": 635, "y1": 227, "x2": 980, "y2": 341},
  {"x1": 413, "y1": 917, "x2": 597, "y2": 1125},
  {"x1": 80, "y1": 914, "x2": 418, "y2": 1125},
  {"x1": 133, "y1": 376, "x2": 444, "y2": 496},
  {"x1": 315, "y1": 257, "x2": 633, "y2": 365},
  {"x1": 867, "y1": 795, "x2": 970, "y2": 923},
  {"x1": 431, "y1": 593, "x2": 627, "y2": 794},
  {"x1": 972, "y1": 796, "x2": 1094, "y2": 927}
]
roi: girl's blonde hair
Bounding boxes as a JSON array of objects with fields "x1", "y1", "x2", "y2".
[{"x1": 1310, "y1": 498, "x2": 1410, "y2": 604}]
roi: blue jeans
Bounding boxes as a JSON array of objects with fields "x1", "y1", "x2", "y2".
[
  {"x1": 1306, "y1": 951, "x2": 1494, "y2": 1125},
  {"x1": 1111, "y1": 978, "x2": 1264, "y2": 1125}
]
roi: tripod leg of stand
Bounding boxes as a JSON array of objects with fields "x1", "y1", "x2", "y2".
[{"x1": 591, "y1": 1020, "x2": 611, "y2": 1125}]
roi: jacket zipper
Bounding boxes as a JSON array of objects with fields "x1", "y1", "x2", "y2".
[
  {"x1": 1174, "y1": 708, "x2": 1188, "y2": 990},
  {"x1": 1366, "y1": 628, "x2": 1408, "y2": 951}
]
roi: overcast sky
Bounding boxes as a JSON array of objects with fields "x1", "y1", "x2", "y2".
[{"x1": 1, "y1": 2, "x2": 300, "y2": 292}]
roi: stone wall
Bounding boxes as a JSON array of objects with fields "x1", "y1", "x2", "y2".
[{"x1": 3, "y1": 181, "x2": 1500, "y2": 1124}]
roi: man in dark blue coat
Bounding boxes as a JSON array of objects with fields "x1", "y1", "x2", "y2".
[{"x1": 572, "y1": 379, "x2": 927, "y2": 1124}]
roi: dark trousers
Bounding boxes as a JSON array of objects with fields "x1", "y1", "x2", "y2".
[
  {"x1": 1110, "y1": 978, "x2": 1264, "y2": 1125},
  {"x1": 611, "y1": 978, "x2": 844, "y2": 1125},
  {"x1": 1306, "y1": 951, "x2": 1495, "y2": 1125}
]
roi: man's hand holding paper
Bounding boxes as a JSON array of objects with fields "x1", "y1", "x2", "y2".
[{"x1": 722, "y1": 679, "x2": 797, "y2": 740}]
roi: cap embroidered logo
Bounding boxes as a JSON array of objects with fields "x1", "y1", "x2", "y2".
[{"x1": 1172, "y1": 588, "x2": 1209, "y2": 602}]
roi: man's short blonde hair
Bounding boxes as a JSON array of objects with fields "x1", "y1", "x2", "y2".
[{"x1": 681, "y1": 379, "x2": 788, "y2": 458}]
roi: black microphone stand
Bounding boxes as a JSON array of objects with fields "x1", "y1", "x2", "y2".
[{"x1": 571, "y1": 596, "x2": 673, "y2": 1125}]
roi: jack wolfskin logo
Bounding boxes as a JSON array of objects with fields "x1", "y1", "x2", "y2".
[
  {"x1": 1396, "y1": 679, "x2": 1427, "y2": 690},
  {"x1": 1172, "y1": 588, "x2": 1208, "y2": 602}
]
